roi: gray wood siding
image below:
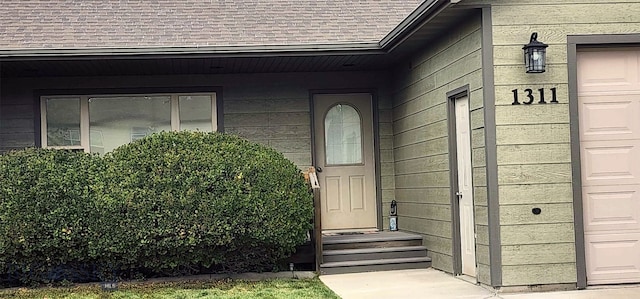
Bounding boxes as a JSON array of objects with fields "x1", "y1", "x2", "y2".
[
  {"x1": 463, "y1": 0, "x2": 640, "y2": 286},
  {"x1": 380, "y1": 104, "x2": 398, "y2": 230},
  {"x1": 0, "y1": 87, "x2": 35, "y2": 150},
  {"x1": 391, "y1": 13, "x2": 486, "y2": 278},
  {"x1": 224, "y1": 99, "x2": 312, "y2": 168}
]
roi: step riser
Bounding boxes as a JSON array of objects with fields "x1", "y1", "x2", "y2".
[
  {"x1": 320, "y1": 261, "x2": 431, "y2": 275},
  {"x1": 323, "y1": 250, "x2": 427, "y2": 263},
  {"x1": 323, "y1": 239, "x2": 422, "y2": 250},
  {"x1": 320, "y1": 232, "x2": 430, "y2": 275}
]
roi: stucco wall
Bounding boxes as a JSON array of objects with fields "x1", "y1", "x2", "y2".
[
  {"x1": 390, "y1": 12, "x2": 487, "y2": 280},
  {"x1": 464, "y1": 0, "x2": 640, "y2": 287},
  {"x1": 0, "y1": 71, "x2": 397, "y2": 216}
]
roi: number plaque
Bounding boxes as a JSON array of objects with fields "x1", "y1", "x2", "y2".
[{"x1": 512, "y1": 88, "x2": 558, "y2": 105}]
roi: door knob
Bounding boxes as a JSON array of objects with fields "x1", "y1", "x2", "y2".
[
  {"x1": 316, "y1": 167, "x2": 323, "y2": 173},
  {"x1": 455, "y1": 191, "x2": 463, "y2": 199}
]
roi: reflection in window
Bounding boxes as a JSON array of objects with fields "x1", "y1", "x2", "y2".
[
  {"x1": 325, "y1": 104, "x2": 362, "y2": 165},
  {"x1": 88, "y1": 96, "x2": 171, "y2": 154},
  {"x1": 42, "y1": 93, "x2": 216, "y2": 154},
  {"x1": 45, "y1": 98, "x2": 81, "y2": 146},
  {"x1": 179, "y1": 95, "x2": 213, "y2": 131},
  {"x1": 90, "y1": 130, "x2": 104, "y2": 153}
]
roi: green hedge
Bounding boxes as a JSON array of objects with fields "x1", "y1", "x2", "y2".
[
  {"x1": 0, "y1": 149, "x2": 105, "y2": 283},
  {"x1": 0, "y1": 132, "x2": 313, "y2": 284}
]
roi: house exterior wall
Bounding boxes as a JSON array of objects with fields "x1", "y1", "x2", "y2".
[
  {"x1": 464, "y1": 0, "x2": 640, "y2": 287},
  {"x1": 390, "y1": 12, "x2": 487, "y2": 281},
  {"x1": 3, "y1": 0, "x2": 638, "y2": 288},
  {"x1": 0, "y1": 71, "x2": 396, "y2": 221}
]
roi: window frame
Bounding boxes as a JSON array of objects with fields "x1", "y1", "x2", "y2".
[{"x1": 41, "y1": 92, "x2": 218, "y2": 153}]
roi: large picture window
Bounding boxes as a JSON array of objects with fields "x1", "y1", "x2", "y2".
[{"x1": 41, "y1": 93, "x2": 217, "y2": 154}]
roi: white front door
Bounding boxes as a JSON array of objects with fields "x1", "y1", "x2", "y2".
[
  {"x1": 579, "y1": 48, "x2": 640, "y2": 285},
  {"x1": 455, "y1": 95, "x2": 476, "y2": 277},
  {"x1": 313, "y1": 93, "x2": 377, "y2": 231}
]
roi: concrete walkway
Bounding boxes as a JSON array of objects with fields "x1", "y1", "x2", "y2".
[{"x1": 320, "y1": 269, "x2": 640, "y2": 299}]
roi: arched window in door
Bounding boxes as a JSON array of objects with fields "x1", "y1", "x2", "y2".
[{"x1": 324, "y1": 104, "x2": 363, "y2": 165}]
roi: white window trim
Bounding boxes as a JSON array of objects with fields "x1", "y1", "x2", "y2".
[{"x1": 41, "y1": 92, "x2": 217, "y2": 153}]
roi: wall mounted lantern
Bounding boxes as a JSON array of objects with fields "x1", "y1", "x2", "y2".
[{"x1": 523, "y1": 32, "x2": 548, "y2": 73}]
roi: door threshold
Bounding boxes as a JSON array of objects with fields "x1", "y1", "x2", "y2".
[
  {"x1": 456, "y1": 274, "x2": 478, "y2": 285},
  {"x1": 322, "y1": 228, "x2": 379, "y2": 235}
]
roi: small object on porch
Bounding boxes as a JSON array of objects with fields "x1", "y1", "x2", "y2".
[
  {"x1": 389, "y1": 200, "x2": 398, "y2": 231},
  {"x1": 307, "y1": 167, "x2": 320, "y2": 189}
]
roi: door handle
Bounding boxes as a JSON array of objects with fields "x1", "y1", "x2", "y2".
[
  {"x1": 455, "y1": 191, "x2": 463, "y2": 199},
  {"x1": 316, "y1": 166, "x2": 323, "y2": 173}
]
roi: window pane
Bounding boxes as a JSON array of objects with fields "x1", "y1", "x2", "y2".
[
  {"x1": 179, "y1": 95, "x2": 212, "y2": 131},
  {"x1": 46, "y1": 97, "x2": 81, "y2": 146},
  {"x1": 89, "y1": 96, "x2": 171, "y2": 154},
  {"x1": 325, "y1": 104, "x2": 362, "y2": 165}
]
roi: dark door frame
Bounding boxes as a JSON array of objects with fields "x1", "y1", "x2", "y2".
[{"x1": 447, "y1": 84, "x2": 473, "y2": 277}]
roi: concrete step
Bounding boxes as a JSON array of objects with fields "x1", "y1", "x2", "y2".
[
  {"x1": 323, "y1": 245, "x2": 428, "y2": 263},
  {"x1": 320, "y1": 256, "x2": 432, "y2": 275}
]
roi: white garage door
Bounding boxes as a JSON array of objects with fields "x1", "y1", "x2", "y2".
[{"x1": 579, "y1": 48, "x2": 640, "y2": 285}]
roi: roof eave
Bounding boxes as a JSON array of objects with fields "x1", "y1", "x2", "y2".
[
  {"x1": 0, "y1": 0, "x2": 458, "y2": 60},
  {"x1": 0, "y1": 42, "x2": 384, "y2": 60},
  {"x1": 379, "y1": 0, "x2": 460, "y2": 52}
]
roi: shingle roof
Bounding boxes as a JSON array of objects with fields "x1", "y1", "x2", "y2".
[{"x1": 0, "y1": 0, "x2": 424, "y2": 50}]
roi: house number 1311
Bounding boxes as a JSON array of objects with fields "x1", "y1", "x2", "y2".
[{"x1": 512, "y1": 88, "x2": 558, "y2": 105}]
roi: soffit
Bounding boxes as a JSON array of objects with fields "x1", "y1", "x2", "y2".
[{"x1": 1, "y1": 55, "x2": 390, "y2": 77}]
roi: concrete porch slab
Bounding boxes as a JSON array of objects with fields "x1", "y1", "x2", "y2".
[
  {"x1": 500, "y1": 285, "x2": 640, "y2": 299},
  {"x1": 320, "y1": 268, "x2": 640, "y2": 299},
  {"x1": 320, "y1": 268, "x2": 494, "y2": 299}
]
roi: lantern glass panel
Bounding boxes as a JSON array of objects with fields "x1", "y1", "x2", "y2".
[{"x1": 525, "y1": 47, "x2": 546, "y2": 73}]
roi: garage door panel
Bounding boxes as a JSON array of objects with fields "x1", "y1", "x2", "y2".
[
  {"x1": 579, "y1": 95, "x2": 640, "y2": 141},
  {"x1": 583, "y1": 185, "x2": 640, "y2": 232},
  {"x1": 578, "y1": 50, "x2": 639, "y2": 93},
  {"x1": 579, "y1": 48, "x2": 640, "y2": 285},
  {"x1": 585, "y1": 233, "x2": 640, "y2": 285},
  {"x1": 581, "y1": 140, "x2": 640, "y2": 186}
]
